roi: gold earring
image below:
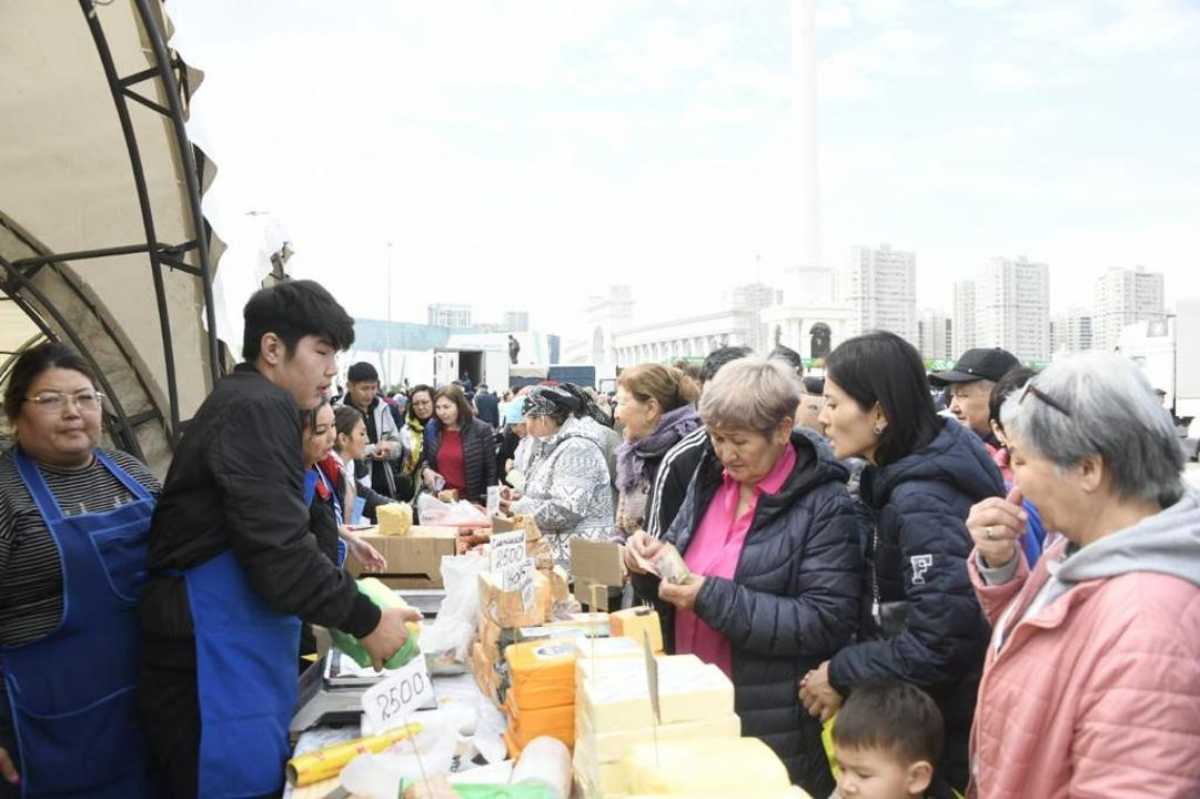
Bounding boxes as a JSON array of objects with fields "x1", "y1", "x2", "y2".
[{"x1": 873, "y1": 423, "x2": 885, "y2": 436}]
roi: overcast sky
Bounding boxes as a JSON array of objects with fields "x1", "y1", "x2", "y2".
[{"x1": 170, "y1": 0, "x2": 1200, "y2": 339}]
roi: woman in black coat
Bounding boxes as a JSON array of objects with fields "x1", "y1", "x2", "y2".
[
  {"x1": 422, "y1": 384, "x2": 497, "y2": 505},
  {"x1": 799, "y1": 331, "x2": 1004, "y2": 794},
  {"x1": 626, "y1": 359, "x2": 866, "y2": 796}
]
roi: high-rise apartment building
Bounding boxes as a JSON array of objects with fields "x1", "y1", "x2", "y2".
[
  {"x1": 1050, "y1": 308, "x2": 1094, "y2": 355},
  {"x1": 917, "y1": 309, "x2": 953, "y2": 361},
  {"x1": 502, "y1": 311, "x2": 530, "y2": 332},
  {"x1": 1093, "y1": 266, "x2": 1165, "y2": 353},
  {"x1": 952, "y1": 280, "x2": 976, "y2": 357},
  {"x1": 974, "y1": 256, "x2": 1050, "y2": 363},
  {"x1": 427, "y1": 303, "x2": 472, "y2": 329},
  {"x1": 726, "y1": 282, "x2": 784, "y2": 354},
  {"x1": 841, "y1": 244, "x2": 918, "y2": 346}
]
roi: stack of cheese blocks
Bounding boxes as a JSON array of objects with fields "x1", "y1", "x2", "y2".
[
  {"x1": 376, "y1": 502, "x2": 413, "y2": 536},
  {"x1": 501, "y1": 639, "x2": 580, "y2": 757},
  {"x1": 573, "y1": 652, "x2": 744, "y2": 799}
]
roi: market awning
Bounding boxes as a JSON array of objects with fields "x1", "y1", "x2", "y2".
[{"x1": 0, "y1": 0, "x2": 222, "y2": 474}]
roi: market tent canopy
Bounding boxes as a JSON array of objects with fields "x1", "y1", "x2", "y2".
[{"x1": 0, "y1": 0, "x2": 222, "y2": 474}]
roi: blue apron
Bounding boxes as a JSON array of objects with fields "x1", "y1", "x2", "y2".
[{"x1": 0, "y1": 448, "x2": 155, "y2": 798}]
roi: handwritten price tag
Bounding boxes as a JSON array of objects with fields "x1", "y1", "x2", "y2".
[
  {"x1": 501, "y1": 557, "x2": 536, "y2": 609},
  {"x1": 361, "y1": 655, "x2": 431, "y2": 734},
  {"x1": 489, "y1": 531, "x2": 526, "y2": 572}
]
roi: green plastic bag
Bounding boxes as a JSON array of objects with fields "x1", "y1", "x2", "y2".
[{"x1": 329, "y1": 577, "x2": 422, "y2": 670}]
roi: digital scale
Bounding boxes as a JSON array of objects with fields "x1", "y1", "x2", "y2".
[{"x1": 289, "y1": 588, "x2": 445, "y2": 739}]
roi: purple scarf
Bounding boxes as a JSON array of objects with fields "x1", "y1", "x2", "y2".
[{"x1": 615, "y1": 404, "x2": 702, "y2": 493}]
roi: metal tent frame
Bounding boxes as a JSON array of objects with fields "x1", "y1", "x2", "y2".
[{"x1": 0, "y1": 0, "x2": 220, "y2": 460}]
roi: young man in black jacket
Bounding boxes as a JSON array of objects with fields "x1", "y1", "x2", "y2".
[{"x1": 137, "y1": 280, "x2": 419, "y2": 799}]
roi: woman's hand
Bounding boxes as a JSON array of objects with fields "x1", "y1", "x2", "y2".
[
  {"x1": 622, "y1": 529, "x2": 665, "y2": 575},
  {"x1": 344, "y1": 532, "x2": 387, "y2": 572},
  {"x1": 422, "y1": 468, "x2": 442, "y2": 490},
  {"x1": 967, "y1": 486, "x2": 1027, "y2": 569},
  {"x1": 658, "y1": 573, "x2": 705, "y2": 610},
  {"x1": 373, "y1": 441, "x2": 397, "y2": 460},
  {"x1": 0, "y1": 746, "x2": 18, "y2": 786},
  {"x1": 498, "y1": 486, "x2": 523, "y2": 514},
  {"x1": 799, "y1": 661, "x2": 843, "y2": 722}
]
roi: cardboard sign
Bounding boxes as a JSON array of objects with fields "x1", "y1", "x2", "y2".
[
  {"x1": 490, "y1": 531, "x2": 526, "y2": 573},
  {"x1": 361, "y1": 655, "x2": 432, "y2": 734},
  {"x1": 571, "y1": 538, "x2": 624, "y2": 610}
]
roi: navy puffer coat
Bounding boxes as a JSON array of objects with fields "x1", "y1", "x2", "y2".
[
  {"x1": 828, "y1": 418, "x2": 1005, "y2": 792},
  {"x1": 638, "y1": 429, "x2": 867, "y2": 796}
]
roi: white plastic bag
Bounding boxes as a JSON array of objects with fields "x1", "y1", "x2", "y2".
[
  {"x1": 421, "y1": 554, "x2": 489, "y2": 668},
  {"x1": 417, "y1": 493, "x2": 490, "y2": 527}
]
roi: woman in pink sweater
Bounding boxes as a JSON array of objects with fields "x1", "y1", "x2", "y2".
[{"x1": 964, "y1": 352, "x2": 1200, "y2": 798}]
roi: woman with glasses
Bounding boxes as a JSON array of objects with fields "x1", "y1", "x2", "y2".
[
  {"x1": 797, "y1": 331, "x2": 1005, "y2": 796},
  {"x1": 0, "y1": 343, "x2": 160, "y2": 797},
  {"x1": 966, "y1": 353, "x2": 1200, "y2": 798}
]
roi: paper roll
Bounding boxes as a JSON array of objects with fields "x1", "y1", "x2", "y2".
[{"x1": 286, "y1": 722, "x2": 422, "y2": 786}]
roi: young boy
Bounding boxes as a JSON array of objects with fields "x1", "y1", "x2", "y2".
[{"x1": 831, "y1": 681, "x2": 959, "y2": 799}]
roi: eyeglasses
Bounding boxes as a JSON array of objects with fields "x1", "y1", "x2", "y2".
[
  {"x1": 25, "y1": 390, "x2": 106, "y2": 413},
  {"x1": 1019, "y1": 383, "x2": 1070, "y2": 417}
]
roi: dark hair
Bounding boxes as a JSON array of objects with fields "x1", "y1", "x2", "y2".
[
  {"x1": 825, "y1": 331, "x2": 941, "y2": 467},
  {"x1": 701, "y1": 346, "x2": 752, "y2": 385},
  {"x1": 989, "y1": 366, "x2": 1037, "y2": 429},
  {"x1": 298, "y1": 398, "x2": 330, "y2": 432},
  {"x1": 334, "y1": 404, "x2": 365, "y2": 439},
  {"x1": 434, "y1": 384, "x2": 474, "y2": 426},
  {"x1": 769, "y1": 344, "x2": 805, "y2": 378},
  {"x1": 833, "y1": 680, "x2": 944, "y2": 766},
  {"x1": 347, "y1": 361, "x2": 379, "y2": 384},
  {"x1": 3, "y1": 342, "x2": 97, "y2": 421},
  {"x1": 802, "y1": 375, "x2": 825, "y2": 396},
  {"x1": 242, "y1": 279, "x2": 355, "y2": 362},
  {"x1": 406, "y1": 384, "x2": 434, "y2": 424}
]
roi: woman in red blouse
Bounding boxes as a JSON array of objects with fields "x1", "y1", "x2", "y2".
[{"x1": 420, "y1": 384, "x2": 497, "y2": 504}]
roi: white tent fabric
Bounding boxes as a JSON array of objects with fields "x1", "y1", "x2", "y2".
[{"x1": 0, "y1": 0, "x2": 222, "y2": 473}]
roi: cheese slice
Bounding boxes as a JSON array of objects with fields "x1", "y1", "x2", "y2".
[
  {"x1": 505, "y1": 639, "x2": 578, "y2": 711},
  {"x1": 576, "y1": 711, "x2": 741, "y2": 764},
  {"x1": 376, "y1": 502, "x2": 413, "y2": 536},
  {"x1": 622, "y1": 737, "x2": 791, "y2": 796},
  {"x1": 573, "y1": 740, "x2": 628, "y2": 798},
  {"x1": 610, "y1": 607, "x2": 664, "y2": 653}
]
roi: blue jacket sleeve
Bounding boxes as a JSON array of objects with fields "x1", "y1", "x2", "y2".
[
  {"x1": 692, "y1": 490, "x2": 865, "y2": 658},
  {"x1": 828, "y1": 491, "x2": 986, "y2": 692}
]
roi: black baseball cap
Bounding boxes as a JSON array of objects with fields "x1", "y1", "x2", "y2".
[{"x1": 929, "y1": 348, "x2": 1020, "y2": 387}]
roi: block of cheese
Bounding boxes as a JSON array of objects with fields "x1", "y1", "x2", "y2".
[
  {"x1": 622, "y1": 737, "x2": 791, "y2": 796},
  {"x1": 376, "y1": 502, "x2": 413, "y2": 536},
  {"x1": 505, "y1": 694, "x2": 575, "y2": 749},
  {"x1": 477, "y1": 614, "x2": 502, "y2": 659},
  {"x1": 548, "y1": 565, "x2": 570, "y2": 603},
  {"x1": 610, "y1": 606, "x2": 664, "y2": 653},
  {"x1": 505, "y1": 639, "x2": 578, "y2": 711},
  {"x1": 479, "y1": 570, "x2": 550, "y2": 628},
  {"x1": 576, "y1": 711, "x2": 742, "y2": 764},
  {"x1": 578, "y1": 657, "x2": 735, "y2": 733},
  {"x1": 437, "y1": 489, "x2": 459, "y2": 503},
  {"x1": 573, "y1": 740, "x2": 628, "y2": 798},
  {"x1": 570, "y1": 635, "x2": 645, "y2": 661},
  {"x1": 547, "y1": 612, "x2": 610, "y2": 637}
]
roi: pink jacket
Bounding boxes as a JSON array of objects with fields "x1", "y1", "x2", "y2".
[{"x1": 968, "y1": 493, "x2": 1200, "y2": 798}]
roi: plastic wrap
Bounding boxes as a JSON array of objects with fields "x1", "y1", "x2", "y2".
[
  {"x1": 328, "y1": 578, "x2": 421, "y2": 670},
  {"x1": 511, "y1": 736, "x2": 571, "y2": 799}
]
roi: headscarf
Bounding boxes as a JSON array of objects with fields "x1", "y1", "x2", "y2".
[{"x1": 521, "y1": 384, "x2": 580, "y2": 419}]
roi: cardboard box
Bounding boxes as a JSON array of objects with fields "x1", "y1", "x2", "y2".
[
  {"x1": 570, "y1": 539, "x2": 624, "y2": 610},
  {"x1": 491, "y1": 513, "x2": 542, "y2": 541},
  {"x1": 346, "y1": 525, "x2": 458, "y2": 589},
  {"x1": 479, "y1": 570, "x2": 551, "y2": 628}
]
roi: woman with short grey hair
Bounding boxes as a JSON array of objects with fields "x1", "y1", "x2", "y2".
[
  {"x1": 625, "y1": 358, "x2": 866, "y2": 795},
  {"x1": 966, "y1": 352, "x2": 1200, "y2": 798}
]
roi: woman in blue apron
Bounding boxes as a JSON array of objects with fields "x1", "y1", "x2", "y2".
[{"x1": 0, "y1": 343, "x2": 159, "y2": 798}]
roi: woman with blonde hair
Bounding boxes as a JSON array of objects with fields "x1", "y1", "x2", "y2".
[{"x1": 613, "y1": 364, "x2": 701, "y2": 536}]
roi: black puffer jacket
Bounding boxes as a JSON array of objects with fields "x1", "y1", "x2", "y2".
[
  {"x1": 423, "y1": 417, "x2": 498, "y2": 505},
  {"x1": 828, "y1": 418, "x2": 1004, "y2": 792},
  {"x1": 636, "y1": 430, "x2": 867, "y2": 796}
]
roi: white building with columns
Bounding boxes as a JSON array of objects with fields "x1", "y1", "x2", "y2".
[{"x1": 613, "y1": 311, "x2": 757, "y2": 367}]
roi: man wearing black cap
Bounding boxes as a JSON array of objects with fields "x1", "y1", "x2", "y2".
[
  {"x1": 928, "y1": 347, "x2": 1021, "y2": 453},
  {"x1": 341, "y1": 361, "x2": 406, "y2": 497}
]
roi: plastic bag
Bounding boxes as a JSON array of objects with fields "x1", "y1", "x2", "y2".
[
  {"x1": 422, "y1": 554, "x2": 490, "y2": 669},
  {"x1": 419, "y1": 493, "x2": 490, "y2": 527},
  {"x1": 342, "y1": 711, "x2": 457, "y2": 798}
]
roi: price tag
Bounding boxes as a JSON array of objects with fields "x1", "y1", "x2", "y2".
[
  {"x1": 361, "y1": 655, "x2": 431, "y2": 734},
  {"x1": 501, "y1": 557, "x2": 536, "y2": 609},
  {"x1": 489, "y1": 531, "x2": 526, "y2": 572}
]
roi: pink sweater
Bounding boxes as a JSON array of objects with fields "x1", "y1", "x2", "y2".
[{"x1": 968, "y1": 515, "x2": 1200, "y2": 798}]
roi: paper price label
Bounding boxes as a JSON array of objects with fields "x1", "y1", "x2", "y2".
[
  {"x1": 501, "y1": 557, "x2": 536, "y2": 609},
  {"x1": 490, "y1": 531, "x2": 526, "y2": 572},
  {"x1": 361, "y1": 655, "x2": 431, "y2": 733}
]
